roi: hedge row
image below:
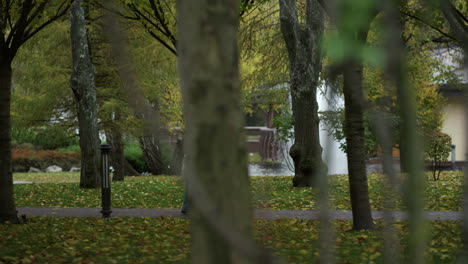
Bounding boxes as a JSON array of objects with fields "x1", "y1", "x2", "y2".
[{"x1": 12, "y1": 149, "x2": 80, "y2": 172}]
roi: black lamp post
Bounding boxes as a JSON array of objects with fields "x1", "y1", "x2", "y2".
[
  {"x1": 451, "y1": 144, "x2": 456, "y2": 170},
  {"x1": 100, "y1": 144, "x2": 112, "y2": 218}
]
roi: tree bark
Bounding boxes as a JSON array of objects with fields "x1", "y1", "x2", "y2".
[
  {"x1": 279, "y1": 0, "x2": 327, "y2": 187},
  {"x1": 106, "y1": 129, "x2": 125, "y2": 181},
  {"x1": 70, "y1": 0, "x2": 101, "y2": 188},
  {"x1": 0, "y1": 61, "x2": 18, "y2": 223},
  {"x1": 343, "y1": 59, "x2": 375, "y2": 230},
  {"x1": 169, "y1": 138, "x2": 184, "y2": 175},
  {"x1": 139, "y1": 134, "x2": 167, "y2": 175},
  {"x1": 177, "y1": 0, "x2": 254, "y2": 263}
]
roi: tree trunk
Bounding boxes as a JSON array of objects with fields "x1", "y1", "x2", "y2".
[
  {"x1": 0, "y1": 61, "x2": 18, "y2": 223},
  {"x1": 169, "y1": 138, "x2": 184, "y2": 175},
  {"x1": 70, "y1": 0, "x2": 101, "y2": 189},
  {"x1": 177, "y1": 0, "x2": 254, "y2": 263},
  {"x1": 139, "y1": 134, "x2": 167, "y2": 175},
  {"x1": 279, "y1": 0, "x2": 327, "y2": 187},
  {"x1": 106, "y1": 130, "x2": 125, "y2": 181},
  {"x1": 343, "y1": 60, "x2": 375, "y2": 230}
]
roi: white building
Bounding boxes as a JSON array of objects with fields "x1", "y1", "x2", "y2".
[{"x1": 433, "y1": 47, "x2": 467, "y2": 165}]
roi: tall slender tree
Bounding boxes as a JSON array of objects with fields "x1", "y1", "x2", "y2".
[
  {"x1": 0, "y1": 0, "x2": 68, "y2": 223},
  {"x1": 279, "y1": 0, "x2": 327, "y2": 187},
  {"x1": 70, "y1": 0, "x2": 101, "y2": 188},
  {"x1": 177, "y1": 0, "x2": 255, "y2": 262},
  {"x1": 341, "y1": 9, "x2": 377, "y2": 231},
  {"x1": 342, "y1": 56, "x2": 376, "y2": 230},
  {"x1": 318, "y1": 0, "x2": 376, "y2": 230}
]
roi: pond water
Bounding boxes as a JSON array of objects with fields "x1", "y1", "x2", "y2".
[{"x1": 248, "y1": 163, "x2": 293, "y2": 176}]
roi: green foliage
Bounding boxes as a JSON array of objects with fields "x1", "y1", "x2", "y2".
[
  {"x1": 273, "y1": 110, "x2": 294, "y2": 142},
  {"x1": 34, "y1": 126, "x2": 78, "y2": 150},
  {"x1": 127, "y1": 21, "x2": 183, "y2": 130},
  {"x1": 12, "y1": 126, "x2": 78, "y2": 150},
  {"x1": 323, "y1": 0, "x2": 384, "y2": 65},
  {"x1": 239, "y1": 2, "x2": 289, "y2": 114},
  {"x1": 12, "y1": 21, "x2": 73, "y2": 129},
  {"x1": 122, "y1": 140, "x2": 173, "y2": 174},
  {"x1": 11, "y1": 128, "x2": 38, "y2": 146},
  {"x1": 321, "y1": 9, "x2": 448, "y2": 159},
  {"x1": 425, "y1": 133, "x2": 452, "y2": 181},
  {"x1": 123, "y1": 141, "x2": 148, "y2": 173},
  {"x1": 320, "y1": 110, "x2": 379, "y2": 157}
]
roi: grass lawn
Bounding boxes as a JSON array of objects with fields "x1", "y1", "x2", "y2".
[
  {"x1": 13, "y1": 171, "x2": 465, "y2": 211},
  {"x1": 3, "y1": 171, "x2": 464, "y2": 263},
  {"x1": 0, "y1": 218, "x2": 463, "y2": 263}
]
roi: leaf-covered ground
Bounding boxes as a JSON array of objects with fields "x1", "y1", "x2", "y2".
[
  {"x1": 13, "y1": 171, "x2": 465, "y2": 211},
  {"x1": 7, "y1": 172, "x2": 466, "y2": 263},
  {"x1": 0, "y1": 218, "x2": 463, "y2": 263}
]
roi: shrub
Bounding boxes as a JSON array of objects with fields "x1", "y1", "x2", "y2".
[
  {"x1": 425, "y1": 132, "x2": 452, "y2": 180},
  {"x1": 12, "y1": 149, "x2": 80, "y2": 172},
  {"x1": 57, "y1": 145, "x2": 81, "y2": 154},
  {"x1": 11, "y1": 128, "x2": 37, "y2": 145},
  {"x1": 123, "y1": 141, "x2": 173, "y2": 174},
  {"x1": 33, "y1": 126, "x2": 78, "y2": 150},
  {"x1": 12, "y1": 126, "x2": 78, "y2": 150},
  {"x1": 124, "y1": 142, "x2": 148, "y2": 173}
]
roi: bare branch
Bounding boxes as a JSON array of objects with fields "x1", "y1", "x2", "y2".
[{"x1": 402, "y1": 10, "x2": 458, "y2": 42}]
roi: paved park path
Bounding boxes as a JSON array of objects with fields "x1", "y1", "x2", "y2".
[{"x1": 16, "y1": 207, "x2": 464, "y2": 221}]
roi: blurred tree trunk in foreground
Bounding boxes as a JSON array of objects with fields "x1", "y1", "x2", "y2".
[{"x1": 177, "y1": 0, "x2": 254, "y2": 263}]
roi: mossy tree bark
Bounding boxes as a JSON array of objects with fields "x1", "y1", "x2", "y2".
[
  {"x1": 177, "y1": 0, "x2": 254, "y2": 263},
  {"x1": 70, "y1": 0, "x2": 101, "y2": 188},
  {"x1": 279, "y1": 0, "x2": 327, "y2": 187}
]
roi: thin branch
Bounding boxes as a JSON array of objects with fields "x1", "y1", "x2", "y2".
[
  {"x1": 127, "y1": 3, "x2": 177, "y2": 54},
  {"x1": 21, "y1": 2, "x2": 69, "y2": 47},
  {"x1": 147, "y1": 29, "x2": 177, "y2": 55},
  {"x1": 402, "y1": 10, "x2": 458, "y2": 42},
  {"x1": 6, "y1": 0, "x2": 34, "y2": 48}
]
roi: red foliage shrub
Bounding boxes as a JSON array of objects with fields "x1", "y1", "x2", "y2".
[{"x1": 12, "y1": 149, "x2": 80, "y2": 172}]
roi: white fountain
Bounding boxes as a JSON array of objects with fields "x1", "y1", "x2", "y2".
[{"x1": 249, "y1": 84, "x2": 348, "y2": 176}]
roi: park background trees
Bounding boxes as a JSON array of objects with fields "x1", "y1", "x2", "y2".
[{"x1": 2, "y1": 0, "x2": 468, "y2": 261}]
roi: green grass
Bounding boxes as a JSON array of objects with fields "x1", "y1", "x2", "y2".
[
  {"x1": 14, "y1": 172, "x2": 80, "y2": 183},
  {"x1": 0, "y1": 218, "x2": 463, "y2": 263},
  {"x1": 6, "y1": 171, "x2": 466, "y2": 263},
  {"x1": 13, "y1": 171, "x2": 464, "y2": 211}
]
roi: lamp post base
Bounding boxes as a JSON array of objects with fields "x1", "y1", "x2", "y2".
[{"x1": 101, "y1": 209, "x2": 112, "y2": 218}]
